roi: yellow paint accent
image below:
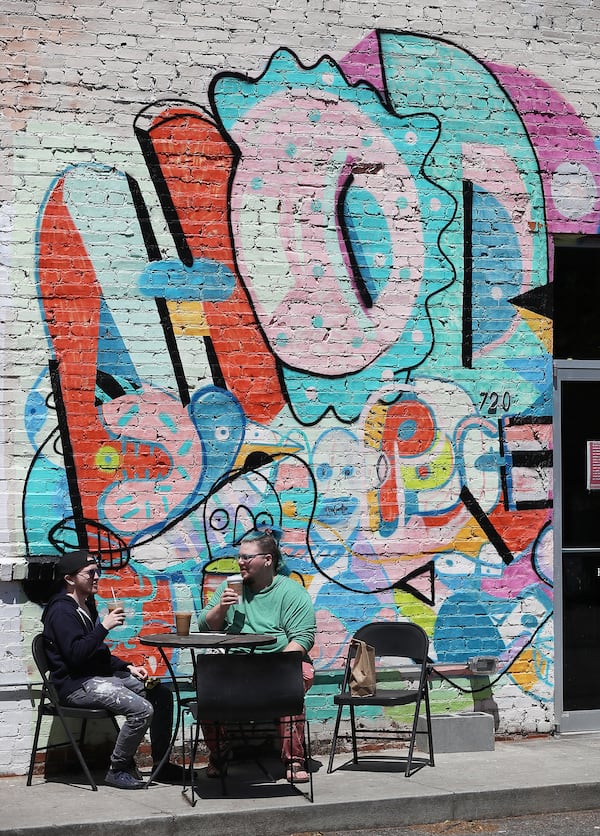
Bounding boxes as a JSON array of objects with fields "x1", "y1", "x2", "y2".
[
  {"x1": 167, "y1": 300, "x2": 210, "y2": 336},
  {"x1": 232, "y1": 442, "x2": 301, "y2": 470},
  {"x1": 366, "y1": 488, "x2": 380, "y2": 533},
  {"x1": 281, "y1": 500, "x2": 298, "y2": 518},
  {"x1": 393, "y1": 590, "x2": 436, "y2": 633},
  {"x1": 509, "y1": 648, "x2": 536, "y2": 691},
  {"x1": 513, "y1": 306, "x2": 553, "y2": 353},
  {"x1": 364, "y1": 402, "x2": 387, "y2": 449},
  {"x1": 510, "y1": 645, "x2": 550, "y2": 693},
  {"x1": 400, "y1": 434, "x2": 453, "y2": 490},
  {"x1": 95, "y1": 444, "x2": 121, "y2": 473}
]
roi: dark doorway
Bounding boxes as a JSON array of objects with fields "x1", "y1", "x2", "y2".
[
  {"x1": 554, "y1": 237, "x2": 600, "y2": 730},
  {"x1": 554, "y1": 239, "x2": 600, "y2": 359},
  {"x1": 559, "y1": 378, "x2": 600, "y2": 712}
]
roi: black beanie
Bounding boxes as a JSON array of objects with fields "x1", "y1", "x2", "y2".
[{"x1": 55, "y1": 550, "x2": 97, "y2": 579}]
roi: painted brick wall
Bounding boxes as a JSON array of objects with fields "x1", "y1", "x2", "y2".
[{"x1": 1, "y1": 0, "x2": 599, "y2": 775}]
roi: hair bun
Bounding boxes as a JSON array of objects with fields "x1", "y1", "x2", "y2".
[{"x1": 256, "y1": 523, "x2": 283, "y2": 543}]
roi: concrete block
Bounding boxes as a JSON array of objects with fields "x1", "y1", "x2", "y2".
[{"x1": 416, "y1": 711, "x2": 495, "y2": 753}]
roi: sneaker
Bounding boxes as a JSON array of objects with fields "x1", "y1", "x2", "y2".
[
  {"x1": 122, "y1": 759, "x2": 143, "y2": 780},
  {"x1": 105, "y1": 769, "x2": 145, "y2": 790}
]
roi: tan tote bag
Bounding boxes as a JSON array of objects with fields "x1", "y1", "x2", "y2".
[{"x1": 349, "y1": 638, "x2": 377, "y2": 697}]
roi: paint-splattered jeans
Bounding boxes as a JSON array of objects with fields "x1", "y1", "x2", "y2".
[{"x1": 66, "y1": 671, "x2": 172, "y2": 771}]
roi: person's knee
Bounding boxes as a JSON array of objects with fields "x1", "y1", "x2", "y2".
[{"x1": 132, "y1": 697, "x2": 153, "y2": 727}]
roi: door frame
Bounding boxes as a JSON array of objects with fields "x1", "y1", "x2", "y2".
[{"x1": 553, "y1": 360, "x2": 600, "y2": 732}]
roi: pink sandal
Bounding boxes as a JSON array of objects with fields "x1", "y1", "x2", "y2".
[{"x1": 286, "y1": 760, "x2": 309, "y2": 783}]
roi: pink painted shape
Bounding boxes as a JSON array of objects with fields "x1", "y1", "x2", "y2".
[
  {"x1": 486, "y1": 62, "x2": 600, "y2": 233},
  {"x1": 228, "y1": 93, "x2": 424, "y2": 375},
  {"x1": 339, "y1": 30, "x2": 385, "y2": 94},
  {"x1": 503, "y1": 422, "x2": 553, "y2": 449},
  {"x1": 100, "y1": 387, "x2": 204, "y2": 537}
]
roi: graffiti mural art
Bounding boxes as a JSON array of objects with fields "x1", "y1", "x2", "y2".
[{"x1": 23, "y1": 30, "x2": 600, "y2": 724}]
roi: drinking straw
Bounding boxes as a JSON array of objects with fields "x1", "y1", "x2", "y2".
[{"x1": 111, "y1": 587, "x2": 117, "y2": 604}]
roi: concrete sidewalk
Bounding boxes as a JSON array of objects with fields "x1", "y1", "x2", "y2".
[{"x1": 2, "y1": 734, "x2": 600, "y2": 836}]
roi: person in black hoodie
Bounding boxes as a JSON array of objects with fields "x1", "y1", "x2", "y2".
[{"x1": 41, "y1": 550, "x2": 181, "y2": 789}]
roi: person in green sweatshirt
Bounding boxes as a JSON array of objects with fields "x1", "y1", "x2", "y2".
[{"x1": 197, "y1": 526, "x2": 316, "y2": 783}]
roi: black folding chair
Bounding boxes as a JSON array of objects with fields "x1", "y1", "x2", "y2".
[
  {"x1": 327, "y1": 621, "x2": 434, "y2": 777},
  {"x1": 27, "y1": 634, "x2": 120, "y2": 790},
  {"x1": 183, "y1": 650, "x2": 313, "y2": 803}
]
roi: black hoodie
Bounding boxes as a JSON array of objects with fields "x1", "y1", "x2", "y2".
[{"x1": 41, "y1": 592, "x2": 129, "y2": 701}]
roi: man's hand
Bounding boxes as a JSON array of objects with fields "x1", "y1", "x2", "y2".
[
  {"x1": 127, "y1": 664, "x2": 149, "y2": 681},
  {"x1": 102, "y1": 606, "x2": 126, "y2": 631}
]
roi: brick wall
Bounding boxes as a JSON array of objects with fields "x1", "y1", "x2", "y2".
[{"x1": 1, "y1": 0, "x2": 599, "y2": 775}]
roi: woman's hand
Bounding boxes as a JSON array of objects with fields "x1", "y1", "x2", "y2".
[
  {"x1": 205, "y1": 587, "x2": 239, "y2": 631},
  {"x1": 219, "y1": 587, "x2": 239, "y2": 609}
]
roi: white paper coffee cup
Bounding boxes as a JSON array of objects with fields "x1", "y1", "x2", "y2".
[{"x1": 227, "y1": 574, "x2": 243, "y2": 595}]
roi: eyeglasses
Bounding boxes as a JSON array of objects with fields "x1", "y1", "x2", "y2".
[
  {"x1": 78, "y1": 568, "x2": 101, "y2": 579},
  {"x1": 237, "y1": 553, "x2": 270, "y2": 563}
]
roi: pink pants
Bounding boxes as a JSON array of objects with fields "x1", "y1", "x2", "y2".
[{"x1": 202, "y1": 660, "x2": 314, "y2": 765}]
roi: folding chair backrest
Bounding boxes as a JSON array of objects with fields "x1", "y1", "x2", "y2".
[
  {"x1": 352, "y1": 622, "x2": 429, "y2": 665},
  {"x1": 194, "y1": 651, "x2": 305, "y2": 723},
  {"x1": 31, "y1": 633, "x2": 60, "y2": 704},
  {"x1": 32, "y1": 633, "x2": 49, "y2": 677}
]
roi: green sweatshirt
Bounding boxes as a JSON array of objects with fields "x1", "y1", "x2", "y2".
[{"x1": 197, "y1": 574, "x2": 316, "y2": 657}]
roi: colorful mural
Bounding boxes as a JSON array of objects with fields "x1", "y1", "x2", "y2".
[{"x1": 21, "y1": 31, "x2": 600, "y2": 714}]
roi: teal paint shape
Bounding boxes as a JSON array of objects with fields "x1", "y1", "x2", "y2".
[
  {"x1": 379, "y1": 31, "x2": 547, "y2": 269},
  {"x1": 379, "y1": 34, "x2": 549, "y2": 409}
]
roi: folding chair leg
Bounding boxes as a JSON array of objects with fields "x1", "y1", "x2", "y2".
[
  {"x1": 190, "y1": 718, "x2": 199, "y2": 806},
  {"x1": 182, "y1": 709, "x2": 202, "y2": 807},
  {"x1": 326, "y1": 705, "x2": 344, "y2": 773},
  {"x1": 53, "y1": 709, "x2": 99, "y2": 790},
  {"x1": 64, "y1": 715, "x2": 99, "y2": 790},
  {"x1": 405, "y1": 691, "x2": 435, "y2": 777},
  {"x1": 28, "y1": 699, "x2": 119, "y2": 790},
  {"x1": 304, "y1": 720, "x2": 314, "y2": 803},
  {"x1": 405, "y1": 697, "x2": 421, "y2": 777},
  {"x1": 26, "y1": 706, "x2": 45, "y2": 786},
  {"x1": 181, "y1": 712, "x2": 189, "y2": 798},
  {"x1": 424, "y1": 690, "x2": 435, "y2": 768},
  {"x1": 286, "y1": 716, "x2": 295, "y2": 787},
  {"x1": 349, "y1": 705, "x2": 358, "y2": 764}
]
